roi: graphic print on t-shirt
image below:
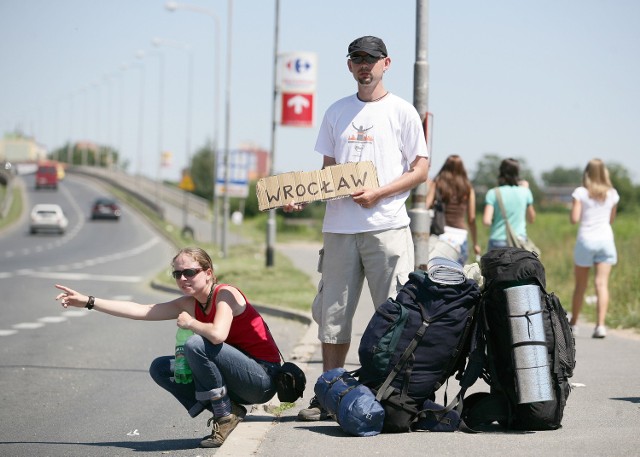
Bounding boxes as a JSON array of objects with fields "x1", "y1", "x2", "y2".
[{"x1": 348, "y1": 122, "x2": 374, "y2": 159}]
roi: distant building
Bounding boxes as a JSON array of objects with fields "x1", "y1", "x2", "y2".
[
  {"x1": 0, "y1": 133, "x2": 47, "y2": 163},
  {"x1": 238, "y1": 143, "x2": 270, "y2": 180},
  {"x1": 472, "y1": 183, "x2": 575, "y2": 209},
  {"x1": 541, "y1": 185, "x2": 575, "y2": 207}
]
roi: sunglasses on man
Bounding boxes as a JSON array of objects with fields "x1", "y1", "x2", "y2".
[
  {"x1": 172, "y1": 268, "x2": 204, "y2": 279},
  {"x1": 349, "y1": 54, "x2": 384, "y2": 64}
]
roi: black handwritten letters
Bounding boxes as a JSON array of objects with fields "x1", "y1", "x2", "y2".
[{"x1": 256, "y1": 161, "x2": 379, "y2": 211}]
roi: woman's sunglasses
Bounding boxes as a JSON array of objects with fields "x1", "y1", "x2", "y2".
[
  {"x1": 349, "y1": 54, "x2": 383, "y2": 65},
  {"x1": 171, "y1": 268, "x2": 204, "y2": 279}
]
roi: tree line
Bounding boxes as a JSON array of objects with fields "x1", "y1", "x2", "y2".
[{"x1": 51, "y1": 143, "x2": 639, "y2": 216}]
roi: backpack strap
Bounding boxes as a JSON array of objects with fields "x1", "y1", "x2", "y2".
[
  {"x1": 375, "y1": 320, "x2": 430, "y2": 402},
  {"x1": 495, "y1": 187, "x2": 520, "y2": 248}
]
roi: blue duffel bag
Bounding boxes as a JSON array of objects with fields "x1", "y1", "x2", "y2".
[
  {"x1": 314, "y1": 368, "x2": 385, "y2": 437},
  {"x1": 315, "y1": 368, "x2": 349, "y2": 414}
]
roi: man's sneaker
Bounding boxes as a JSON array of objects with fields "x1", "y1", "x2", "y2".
[
  {"x1": 200, "y1": 402, "x2": 247, "y2": 448},
  {"x1": 297, "y1": 395, "x2": 331, "y2": 421},
  {"x1": 592, "y1": 325, "x2": 607, "y2": 339}
]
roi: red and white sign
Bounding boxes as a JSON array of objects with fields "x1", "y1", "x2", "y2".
[{"x1": 281, "y1": 93, "x2": 313, "y2": 127}]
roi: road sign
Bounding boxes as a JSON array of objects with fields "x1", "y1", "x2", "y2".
[
  {"x1": 179, "y1": 170, "x2": 195, "y2": 191},
  {"x1": 281, "y1": 93, "x2": 313, "y2": 127},
  {"x1": 279, "y1": 52, "x2": 317, "y2": 92},
  {"x1": 161, "y1": 151, "x2": 172, "y2": 167},
  {"x1": 215, "y1": 150, "x2": 250, "y2": 198}
]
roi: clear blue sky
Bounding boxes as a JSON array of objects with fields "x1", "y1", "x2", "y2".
[{"x1": 1, "y1": 0, "x2": 639, "y2": 183}]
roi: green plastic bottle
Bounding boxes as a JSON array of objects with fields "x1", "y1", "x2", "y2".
[{"x1": 174, "y1": 328, "x2": 194, "y2": 384}]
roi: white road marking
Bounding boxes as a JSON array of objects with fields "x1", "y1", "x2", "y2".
[
  {"x1": 62, "y1": 310, "x2": 91, "y2": 317},
  {"x1": 38, "y1": 316, "x2": 68, "y2": 323},
  {"x1": 0, "y1": 330, "x2": 18, "y2": 336},
  {"x1": 0, "y1": 237, "x2": 161, "y2": 281},
  {"x1": 13, "y1": 322, "x2": 45, "y2": 330},
  {"x1": 27, "y1": 272, "x2": 143, "y2": 282}
]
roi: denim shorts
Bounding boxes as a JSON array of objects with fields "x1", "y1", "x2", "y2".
[
  {"x1": 487, "y1": 238, "x2": 508, "y2": 252},
  {"x1": 574, "y1": 238, "x2": 617, "y2": 267}
]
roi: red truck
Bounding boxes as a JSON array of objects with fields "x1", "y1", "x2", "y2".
[{"x1": 35, "y1": 161, "x2": 58, "y2": 190}]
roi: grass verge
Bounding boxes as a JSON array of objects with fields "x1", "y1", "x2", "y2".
[
  {"x1": 5, "y1": 177, "x2": 638, "y2": 329},
  {"x1": 108, "y1": 186, "x2": 317, "y2": 312},
  {"x1": 481, "y1": 210, "x2": 639, "y2": 331}
]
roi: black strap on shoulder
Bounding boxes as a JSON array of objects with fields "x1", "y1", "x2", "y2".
[{"x1": 375, "y1": 320, "x2": 430, "y2": 402}]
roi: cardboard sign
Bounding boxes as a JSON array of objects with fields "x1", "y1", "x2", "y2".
[{"x1": 256, "y1": 161, "x2": 379, "y2": 211}]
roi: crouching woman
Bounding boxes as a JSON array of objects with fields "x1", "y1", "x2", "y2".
[{"x1": 55, "y1": 246, "x2": 281, "y2": 448}]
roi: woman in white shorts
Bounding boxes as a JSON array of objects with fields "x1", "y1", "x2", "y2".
[{"x1": 569, "y1": 159, "x2": 619, "y2": 339}]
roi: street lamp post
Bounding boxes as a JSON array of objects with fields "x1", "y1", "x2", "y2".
[
  {"x1": 409, "y1": 0, "x2": 431, "y2": 270},
  {"x1": 104, "y1": 72, "x2": 117, "y2": 170},
  {"x1": 153, "y1": 37, "x2": 195, "y2": 232},
  {"x1": 142, "y1": 48, "x2": 166, "y2": 207},
  {"x1": 133, "y1": 51, "x2": 146, "y2": 178},
  {"x1": 66, "y1": 91, "x2": 75, "y2": 164},
  {"x1": 92, "y1": 80, "x2": 101, "y2": 166},
  {"x1": 117, "y1": 63, "x2": 127, "y2": 171},
  {"x1": 220, "y1": 0, "x2": 233, "y2": 258},
  {"x1": 266, "y1": 0, "x2": 280, "y2": 267},
  {"x1": 165, "y1": 1, "x2": 223, "y2": 248},
  {"x1": 82, "y1": 84, "x2": 89, "y2": 166}
]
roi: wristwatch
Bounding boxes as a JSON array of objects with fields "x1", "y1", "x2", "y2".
[{"x1": 85, "y1": 295, "x2": 95, "y2": 310}]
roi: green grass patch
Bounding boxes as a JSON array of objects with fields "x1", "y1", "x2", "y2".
[
  {"x1": 0, "y1": 183, "x2": 23, "y2": 231},
  {"x1": 7, "y1": 177, "x2": 638, "y2": 328},
  {"x1": 264, "y1": 402, "x2": 297, "y2": 417},
  {"x1": 505, "y1": 211, "x2": 639, "y2": 331},
  {"x1": 94, "y1": 186, "x2": 317, "y2": 312},
  {"x1": 154, "y1": 242, "x2": 316, "y2": 312}
]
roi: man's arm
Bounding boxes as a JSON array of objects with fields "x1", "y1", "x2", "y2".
[{"x1": 352, "y1": 156, "x2": 429, "y2": 208}]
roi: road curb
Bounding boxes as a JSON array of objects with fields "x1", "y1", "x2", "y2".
[{"x1": 150, "y1": 281, "x2": 313, "y2": 327}]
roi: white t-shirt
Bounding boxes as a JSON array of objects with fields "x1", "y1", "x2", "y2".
[
  {"x1": 315, "y1": 93, "x2": 429, "y2": 234},
  {"x1": 572, "y1": 186, "x2": 620, "y2": 241}
]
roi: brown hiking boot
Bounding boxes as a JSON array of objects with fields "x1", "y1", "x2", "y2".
[
  {"x1": 200, "y1": 402, "x2": 247, "y2": 448},
  {"x1": 297, "y1": 395, "x2": 332, "y2": 421}
]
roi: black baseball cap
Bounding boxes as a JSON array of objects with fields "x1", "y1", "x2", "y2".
[{"x1": 347, "y1": 36, "x2": 388, "y2": 58}]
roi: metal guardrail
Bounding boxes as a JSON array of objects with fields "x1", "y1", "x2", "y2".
[
  {"x1": 71, "y1": 166, "x2": 212, "y2": 221},
  {"x1": 0, "y1": 170, "x2": 15, "y2": 219}
]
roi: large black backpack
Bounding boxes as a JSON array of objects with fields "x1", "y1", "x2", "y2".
[
  {"x1": 357, "y1": 270, "x2": 481, "y2": 433},
  {"x1": 462, "y1": 247, "x2": 576, "y2": 431}
]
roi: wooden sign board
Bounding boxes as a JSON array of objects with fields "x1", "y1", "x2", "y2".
[{"x1": 256, "y1": 161, "x2": 379, "y2": 211}]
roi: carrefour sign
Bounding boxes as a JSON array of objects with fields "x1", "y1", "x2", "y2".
[{"x1": 279, "y1": 52, "x2": 317, "y2": 92}]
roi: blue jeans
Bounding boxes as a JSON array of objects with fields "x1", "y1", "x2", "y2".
[
  {"x1": 458, "y1": 240, "x2": 469, "y2": 265},
  {"x1": 149, "y1": 334, "x2": 279, "y2": 417},
  {"x1": 487, "y1": 238, "x2": 509, "y2": 252}
]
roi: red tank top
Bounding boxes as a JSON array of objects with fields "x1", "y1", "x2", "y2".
[{"x1": 194, "y1": 284, "x2": 281, "y2": 363}]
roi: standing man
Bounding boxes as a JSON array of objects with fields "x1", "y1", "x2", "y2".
[{"x1": 285, "y1": 36, "x2": 429, "y2": 421}]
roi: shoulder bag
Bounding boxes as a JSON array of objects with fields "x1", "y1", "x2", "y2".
[
  {"x1": 430, "y1": 186, "x2": 446, "y2": 236},
  {"x1": 494, "y1": 187, "x2": 541, "y2": 257}
]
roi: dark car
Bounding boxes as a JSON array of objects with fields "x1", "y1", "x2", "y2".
[{"x1": 91, "y1": 198, "x2": 121, "y2": 220}]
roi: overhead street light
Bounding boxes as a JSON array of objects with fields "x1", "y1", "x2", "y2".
[
  {"x1": 164, "y1": 1, "x2": 226, "y2": 251},
  {"x1": 132, "y1": 50, "x2": 146, "y2": 178},
  {"x1": 153, "y1": 37, "x2": 195, "y2": 232}
]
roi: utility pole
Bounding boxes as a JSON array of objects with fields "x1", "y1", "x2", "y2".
[
  {"x1": 409, "y1": 0, "x2": 431, "y2": 270},
  {"x1": 265, "y1": 0, "x2": 280, "y2": 267}
]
